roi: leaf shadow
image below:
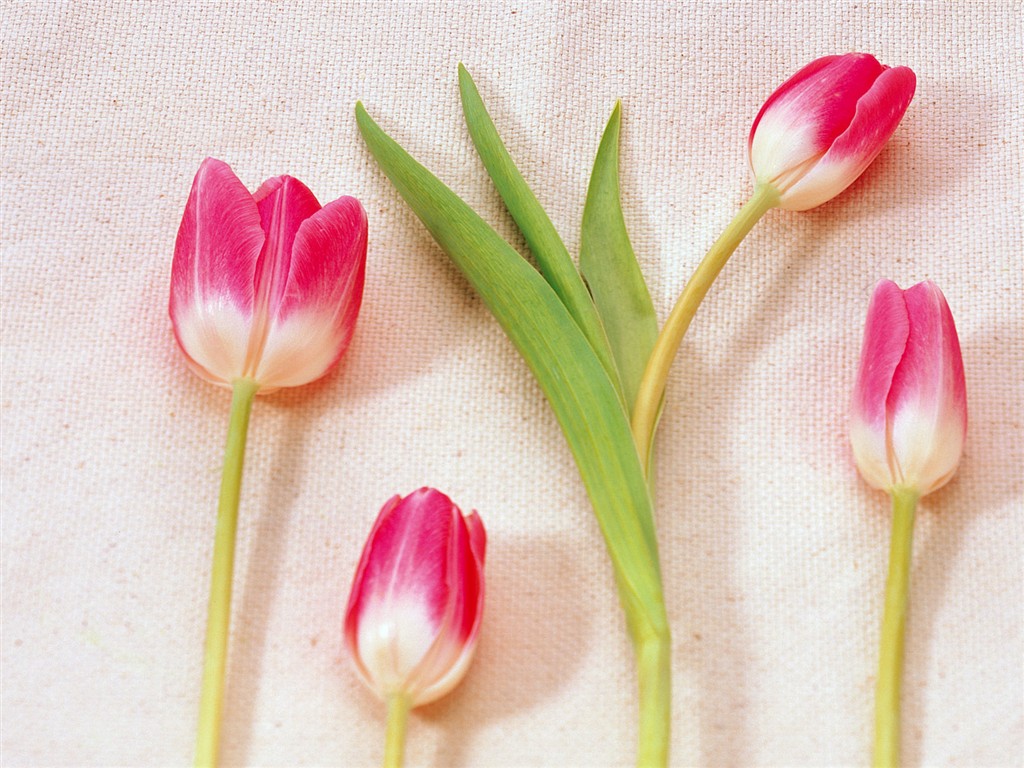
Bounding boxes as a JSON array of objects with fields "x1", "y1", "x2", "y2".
[
  {"x1": 655, "y1": 349, "x2": 750, "y2": 767},
  {"x1": 653, "y1": 209, "x2": 817, "y2": 764}
]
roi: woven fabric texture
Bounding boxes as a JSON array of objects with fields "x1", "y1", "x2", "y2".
[{"x1": 2, "y1": 1, "x2": 1022, "y2": 765}]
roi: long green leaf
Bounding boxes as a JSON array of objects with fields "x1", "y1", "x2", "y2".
[
  {"x1": 580, "y1": 103, "x2": 658, "y2": 411},
  {"x1": 356, "y1": 101, "x2": 664, "y2": 622},
  {"x1": 457, "y1": 64, "x2": 625, "y2": 407}
]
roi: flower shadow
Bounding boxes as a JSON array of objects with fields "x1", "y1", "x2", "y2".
[
  {"x1": 334, "y1": 528, "x2": 595, "y2": 767},
  {"x1": 419, "y1": 532, "x2": 595, "y2": 767},
  {"x1": 901, "y1": 317, "x2": 1023, "y2": 765}
]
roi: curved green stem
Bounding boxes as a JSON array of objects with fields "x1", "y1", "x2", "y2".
[
  {"x1": 195, "y1": 378, "x2": 260, "y2": 768},
  {"x1": 873, "y1": 487, "x2": 918, "y2": 768},
  {"x1": 631, "y1": 183, "x2": 778, "y2": 472},
  {"x1": 383, "y1": 694, "x2": 411, "y2": 768}
]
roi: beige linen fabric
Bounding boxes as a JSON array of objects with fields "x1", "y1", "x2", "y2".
[{"x1": 2, "y1": 1, "x2": 1021, "y2": 765}]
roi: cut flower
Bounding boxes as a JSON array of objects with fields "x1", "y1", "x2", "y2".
[
  {"x1": 749, "y1": 53, "x2": 916, "y2": 211},
  {"x1": 170, "y1": 158, "x2": 367, "y2": 392},
  {"x1": 344, "y1": 488, "x2": 487, "y2": 707},
  {"x1": 850, "y1": 279, "x2": 967, "y2": 496}
]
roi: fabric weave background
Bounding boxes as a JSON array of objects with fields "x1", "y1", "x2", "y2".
[{"x1": 2, "y1": 1, "x2": 1022, "y2": 765}]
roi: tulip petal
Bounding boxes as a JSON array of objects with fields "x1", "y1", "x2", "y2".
[
  {"x1": 464, "y1": 510, "x2": 487, "y2": 568},
  {"x1": 279, "y1": 196, "x2": 368, "y2": 321},
  {"x1": 172, "y1": 158, "x2": 265, "y2": 312},
  {"x1": 887, "y1": 282, "x2": 967, "y2": 493},
  {"x1": 252, "y1": 176, "x2": 322, "y2": 316},
  {"x1": 240, "y1": 177, "x2": 322, "y2": 376},
  {"x1": 850, "y1": 280, "x2": 909, "y2": 491},
  {"x1": 750, "y1": 54, "x2": 885, "y2": 191},
  {"x1": 853, "y1": 280, "x2": 910, "y2": 426},
  {"x1": 819, "y1": 66, "x2": 916, "y2": 168},
  {"x1": 413, "y1": 633, "x2": 479, "y2": 705},
  {"x1": 254, "y1": 196, "x2": 368, "y2": 388},
  {"x1": 407, "y1": 507, "x2": 487, "y2": 708},
  {"x1": 371, "y1": 489, "x2": 454, "y2": 624},
  {"x1": 785, "y1": 66, "x2": 916, "y2": 210},
  {"x1": 170, "y1": 158, "x2": 265, "y2": 384},
  {"x1": 447, "y1": 510, "x2": 481, "y2": 645},
  {"x1": 343, "y1": 495, "x2": 402, "y2": 638},
  {"x1": 345, "y1": 491, "x2": 453, "y2": 699},
  {"x1": 408, "y1": 506, "x2": 486, "y2": 705}
]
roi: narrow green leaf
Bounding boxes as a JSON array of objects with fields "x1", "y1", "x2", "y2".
[
  {"x1": 356, "y1": 101, "x2": 664, "y2": 622},
  {"x1": 457, "y1": 64, "x2": 625, "y2": 407},
  {"x1": 580, "y1": 103, "x2": 659, "y2": 411}
]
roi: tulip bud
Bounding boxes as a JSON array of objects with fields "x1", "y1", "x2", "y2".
[
  {"x1": 170, "y1": 158, "x2": 367, "y2": 392},
  {"x1": 344, "y1": 488, "x2": 486, "y2": 707},
  {"x1": 749, "y1": 53, "x2": 916, "y2": 211},
  {"x1": 850, "y1": 280, "x2": 967, "y2": 496}
]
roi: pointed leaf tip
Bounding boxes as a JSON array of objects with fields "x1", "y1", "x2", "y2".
[
  {"x1": 580, "y1": 104, "x2": 657, "y2": 411},
  {"x1": 458, "y1": 67, "x2": 624, "y2": 404}
]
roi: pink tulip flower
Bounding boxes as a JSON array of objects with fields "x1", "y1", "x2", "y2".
[
  {"x1": 850, "y1": 280, "x2": 967, "y2": 496},
  {"x1": 749, "y1": 53, "x2": 916, "y2": 211},
  {"x1": 344, "y1": 488, "x2": 487, "y2": 707},
  {"x1": 170, "y1": 158, "x2": 367, "y2": 392}
]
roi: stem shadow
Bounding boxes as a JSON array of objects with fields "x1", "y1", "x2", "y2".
[{"x1": 219, "y1": 406, "x2": 308, "y2": 766}]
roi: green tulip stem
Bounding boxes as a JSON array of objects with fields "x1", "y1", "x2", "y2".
[
  {"x1": 631, "y1": 183, "x2": 778, "y2": 472},
  {"x1": 195, "y1": 378, "x2": 260, "y2": 768},
  {"x1": 383, "y1": 694, "x2": 411, "y2": 768},
  {"x1": 873, "y1": 487, "x2": 919, "y2": 768},
  {"x1": 636, "y1": 627, "x2": 672, "y2": 766}
]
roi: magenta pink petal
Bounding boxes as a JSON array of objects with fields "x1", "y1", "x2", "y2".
[
  {"x1": 442, "y1": 509, "x2": 475, "y2": 644},
  {"x1": 818, "y1": 66, "x2": 916, "y2": 175},
  {"x1": 456, "y1": 515, "x2": 485, "y2": 643},
  {"x1": 401, "y1": 501, "x2": 480, "y2": 698},
  {"x1": 280, "y1": 196, "x2": 367, "y2": 318},
  {"x1": 170, "y1": 158, "x2": 264, "y2": 319},
  {"x1": 887, "y1": 281, "x2": 966, "y2": 429},
  {"x1": 464, "y1": 511, "x2": 487, "y2": 568},
  {"x1": 251, "y1": 176, "x2": 323, "y2": 317},
  {"x1": 239, "y1": 193, "x2": 366, "y2": 388},
  {"x1": 748, "y1": 55, "x2": 841, "y2": 150},
  {"x1": 751, "y1": 54, "x2": 885, "y2": 155},
  {"x1": 853, "y1": 280, "x2": 910, "y2": 427},
  {"x1": 343, "y1": 494, "x2": 403, "y2": 643},
  {"x1": 367, "y1": 489, "x2": 455, "y2": 625}
]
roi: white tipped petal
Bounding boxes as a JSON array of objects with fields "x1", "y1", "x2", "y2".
[
  {"x1": 850, "y1": 419, "x2": 895, "y2": 492},
  {"x1": 254, "y1": 310, "x2": 350, "y2": 390},
  {"x1": 888, "y1": 400, "x2": 966, "y2": 496},
  {"x1": 172, "y1": 301, "x2": 250, "y2": 386},
  {"x1": 355, "y1": 594, "x2": 439, "y2": 700},
  {"x1": 412, "y1": 636, "x2": 480, "y2": 706},
  {"x1": 775, "y1": 156, "x2": 861, "y2": 211}
]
